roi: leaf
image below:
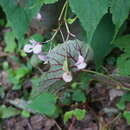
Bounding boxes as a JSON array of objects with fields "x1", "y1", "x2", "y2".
[
  {"x1": 4, "y1": 31, "x2": 17, "y2": 53},
  {"x1": 116, "y1": 93, "x2": 130, "y2": 110},
  {"x1": 69, "y1": 0, "x2": 109, "y2": 43},
  {"x1": 15, "y1": 65, "x2": 30, "y2": 80},
  {"x1": 29, "y1": 77, "x2": 42, "y2": 99},
  {"x1": 113, "y1": 35, "x2": 130, "y2": 75},
  {"x1": 64, "y1": 108, "x2": 86, "y2": 123},
  {"x1": 27, "y1": 93, "x2": 59, "y2": 117},
  {"x1": 91, "y1": 14, "x2": 115, "y2": 68},
  {"x1": 72, "y1": 89, "x2": 86, "y2": 102},
  {"x1": 117, "y1": 53, "x2": 130, "y2": 76},
  {"x1": 8, "y1": 99, "x2": 35, "y2": 113},
  {"x1": 0, "y1": 0, "x2": 42, "y2": 39},
  {"x1": 21, "y1": 110, "x2": 30, "y2": 118},
  {"x1": 123, "y1": 111, "x2": 130, "y2": 124},
  {"x1": 110, "y1": 0, "x2": 130, "y2": 29},
  {"x1": 60, "y1": 92, "x2": 72, "y2": 105},
  {"x1": 40, "y1": 39, "x2": 90, "y2": 92},
  {"x1": 0, "y1": 105, "x2": 20, "y2": 119},
  {"x1": 113, "y1": 35, "x2": 130, "y2": 54},
  {"x1": 39, "y1": 0, "x2": 58, "y2": 4}
]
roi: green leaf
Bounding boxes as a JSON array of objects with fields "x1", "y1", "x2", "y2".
[
  {"x1": 29, "y1": 77, "x2": 42, "y2": 99},
  {"x1": 72, "y1": 89, "x2": 86, "y2": 102},
  {"x1": 15, "y1": 65, "x2": 30, "y2": 80},
  {"x1": 111, "y1": 0, "x2": 130, "y2": 29},
  {"x1": 91, "y1": 14, "x2": 115, "y2": 68},
  {"x1": 123, "y1": 111, "x2": 130, "y2": 124},
  {"x1": 0, "y1": 0, "x2": 42, "y2": 39},
  {"x1": 60, "y1": 92, "x2": 72, "y2": 105},
  {"x1": 113, "y1": 35, "x2": 130, "y2": 75},
  {"x1": 30, "y1": 54, "x2": 41, "y2": 67},
  {"x1": 79, "y1": 73, "x2": 91, "y2": 90},
  {"x1": 64, "y1": 108, "x2": 86, "y2": 123},
  {"x1": 39, "y1": 0, "x2": 58, "y2": 4},
  {"x1": 8, "y1": 99, "x2": 35, "y2": 113},
  {"x1": 117, "y1": 53, "x2": 130, "y2": 76},
  {"x1": 21, "y1": 110, "x2": 30, "y2": 118},
  {"x1": 113, "y1": 35, "x2": 130, "y2": 54},
  {"x1": 29, "y1": 33, "x2": 43, "y2": 42},
  {"x1": 27, "y1": 93, "x2": 59, "y2": 117},
  {"x1": 117, "y1": 93, "x2": 130, "y2": 110},
  {"x1": 0, "y1": 105, "x2": 20, "y2": 119},
  {"x1": 69, "y1": 0, "x2": 109, "y2": 43},
  {"x1": 4, "y1": 31, "x2": 17, "y2": 53}
]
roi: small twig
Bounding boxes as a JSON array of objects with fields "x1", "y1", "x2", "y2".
[
  {"x1": 53, "y1": 120, "x2": 62, "y2": 130},
  {"x1": 68, "y1": 117, "x2": 76, "y2": 130},
  {"x1": 36, "y1": 66, "x2": 44, "y2": 75},
  {"x1": 102, "y1": 113, "x2": 121, "y2": 130},
  {"x1": 60, "y1": 29, "x2": 65, "y2": 42},
  {"x1": 65, "y1": 21, "x2": 76, "y2": 41},
  {"x1": 41, "y1": 25, "x2": 61, "y2": 43},
  {"x1": 40, "y1": 1, "x2": 68, "y2": 44},
  {"x1": 58, "y1": 0, "x2": 68, "y2": 21}
]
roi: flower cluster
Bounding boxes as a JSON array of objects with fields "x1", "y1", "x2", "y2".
[
  {"x1": 24, "y1": 40, "x2": 87, "y2": 83},
  {"x1": 62, "y1": 54, "x2": 87, "y2": 83},
  {"x1": 23, "y1": 39, "x2": 48, "y2": 63}
]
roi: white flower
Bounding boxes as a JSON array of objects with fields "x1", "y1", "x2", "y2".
[
  {"x1": 75, "y1": 54, "x2": 87, "y2": 70},
  {"x1": 33, "y1": 44, "x2": 42, "y2": 54},
  {"x1": 62, "y1": 71, "x2": 72, "y2": 82},
  {"x1": 23, "y1": 39, "x2": 42, "y2": 54},
  {"x1": 36, "y1": 13, "x2": 42, "y2": 20}
]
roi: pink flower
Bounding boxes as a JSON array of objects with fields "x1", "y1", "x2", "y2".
[
  {"x1": 62, "y1": 71, "x2": 73, "y2": 82},
  {"x1": 75, "y1": 54, "x2": 87, "y2": 70},
  {"x1": 23, "y1": 39, "x2": 42, "y2": 54}
]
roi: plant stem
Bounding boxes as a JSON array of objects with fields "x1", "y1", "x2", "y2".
[{"x1": 82, "y1": 69, "x2": 130, "y2": 91}]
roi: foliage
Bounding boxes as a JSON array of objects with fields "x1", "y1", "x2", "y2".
[
  {"x1": 1, "y1": 0, "x2": 130, "y2": 126},
  {"x1": 114, "y1": 35, "x2": 130, "y2": 75},
  {"x1": 0, "y1": 0, "x2": 41, "y2": 40},
  {"x1": 4, "y1": 31, "x2": 17, "y2": 53},
  {"x1": 64, "y1": 108, "x2": 86, "y2": 123},
  {"x1": 0, "y1": 105, "x2": 20, "y2": 119},
  {"x1": 123, "y1": 111, "x2": 130, "y2": 124},
  {"x1": 69, "y1": 0, "x2": 109, "y2": 43},
  {"x1": 72, "y1": 89, "x2": 86, "y2": 102},
  {"x1": 27, "y1": 93, "x2": 60, "y2": 117},
  {"x1": 117, "y1": 93, "x2": 130, "y2": 110}
]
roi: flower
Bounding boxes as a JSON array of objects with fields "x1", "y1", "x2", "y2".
[
  {"x1": 38, "y1": 53, "x2": 49, "y2": 64},
  {"x1": 62, "y1": 71, "x2": 72, "y2": 82},
  {"x1": 36, "y1": 13, "x2": 42, "y2": 20},
  {"x1": 75, "y1": 54, "x2": 87, "y2": 70},
  {"x1": 23, "y1": 39, "x2": 42, "y2": 54}
]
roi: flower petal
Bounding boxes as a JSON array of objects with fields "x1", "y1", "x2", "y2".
[
  {"x1": 23, "y1": 44, "x2": 33, "y2": 53},
  {"x1": 62, "y1": 71, "x2": 72, "y2": 82},
  {"x1": 33, "y1": 44, "x2": 42, "y2": 54},
  {"x1": 76, "y1": 62, "x2": 87, "y2": 70},
  {"x1": 38, "y1": 53, "x2": 48, "y2": 62},
  {"x1": 36, "y1": 13, "x2": 42, "y2": 20},
  {"x1": 75, "y1": 54, "x2": 87, "y2": 70},
  {"x1": 29, "y1": 39, "x2": 37, "y2": 46},
  {"x1": 76, "y1": 54, "x2": 84, "y2": 64}
]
